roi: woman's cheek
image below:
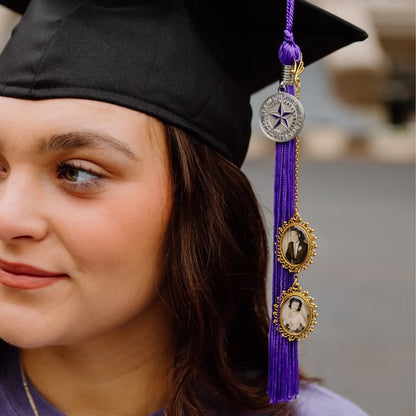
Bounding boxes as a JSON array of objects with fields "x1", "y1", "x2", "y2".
[{"x1": 55, "y1": 183, "x2": 170, "y2": 276}]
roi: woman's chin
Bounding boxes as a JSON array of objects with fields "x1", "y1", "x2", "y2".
[
  {"x1": 0, "y1": 332, "x2": 52, "y2": 350},
  {"x1": 0, "y1": 313, "x2": 63, "y2": 349},
  {"x1": 0, "y1": 321, "x2": 66, "y2": 349}
]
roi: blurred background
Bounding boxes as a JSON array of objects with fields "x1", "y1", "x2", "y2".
[{"x1": 0, "y1": 1, "x2": 414, "y2": 415}]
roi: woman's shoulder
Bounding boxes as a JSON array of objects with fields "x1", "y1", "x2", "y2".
[{"x1": 293, "y1": 383, "x2": 369, "y2": 416}]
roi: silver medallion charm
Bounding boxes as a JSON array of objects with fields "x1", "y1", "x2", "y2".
[{"x1": 259, "y1": 92, "x2": 305, "y2": 142}]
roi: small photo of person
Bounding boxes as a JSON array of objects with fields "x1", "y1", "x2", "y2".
[
  {"x1": 283, "y1": 226, "x2": 309, "y2": 265},
  {"x1": 281, "y1": 296, "x2": 309, "y2": 334}
]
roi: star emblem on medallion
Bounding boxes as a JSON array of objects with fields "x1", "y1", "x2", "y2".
[{"x1": 269, "y1": 103, "x2": 293, "y2": 129}]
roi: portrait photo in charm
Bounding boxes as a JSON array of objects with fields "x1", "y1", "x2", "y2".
[
  {"x1": 280, "y1": 295, "x2": 309, "y2": 334},
  {"x1": 282, "y1": 226, "x2": 309, "y2": 265},
  {"x1": 274, "y1": 282, "x2": 318, "y2": 341},
  {"x1": 277, "y1": 217, "x2": 317, "y2": 273}
]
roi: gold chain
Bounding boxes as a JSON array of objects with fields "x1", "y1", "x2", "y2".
[
  {"x1": 292, "y1": 58, "x2": 304, "y2": 215},
  {"x1": 20, "y1": 360, "x2": 41, "y2": 416}
]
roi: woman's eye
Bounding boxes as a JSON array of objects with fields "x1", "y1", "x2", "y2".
[
  {"x1": 57, "y1": 164, "x2": 100, "y2": 182},
  {"x1": 57, "y1": 162, "x2": 103, "y2": 191}
]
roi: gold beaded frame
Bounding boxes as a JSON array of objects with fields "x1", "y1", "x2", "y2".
[
  {"x1": 276, "y1": 213, "x2": 317, "y2": 273},
  {"x1": 273, "y1": 280, "x2": 318, "y2": 341}
]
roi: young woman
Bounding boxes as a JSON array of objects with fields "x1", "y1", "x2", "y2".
[{"x1": 0, "y1": 1, "x2": 368, "y2": 415}]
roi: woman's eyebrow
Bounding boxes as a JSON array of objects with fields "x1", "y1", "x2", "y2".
[{"x1": 38, "y1": 131, "x2": 138, "y2": 159}]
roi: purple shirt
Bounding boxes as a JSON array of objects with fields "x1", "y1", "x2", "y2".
[{"x1": 0, "y1": 343, "x2": 368, "y2": 416}]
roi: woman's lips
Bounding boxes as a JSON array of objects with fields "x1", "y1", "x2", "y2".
[{"x1": 0, "y1": 259, "x2": 68, "y2": 290}]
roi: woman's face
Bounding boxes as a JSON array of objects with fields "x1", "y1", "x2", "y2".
[
  {"x1": 290, "y1": 300, "x2": 301, "y2": 311},
  {"x1": 0, "y1": 97, "x2": 172, "y2": 348}
]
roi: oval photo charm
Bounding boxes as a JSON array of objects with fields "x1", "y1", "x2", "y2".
[
  {"x1": 259, "y1": 92, "x2": 304, "y2": 142},
  {"x1": 276, "y1": 214, "x2": 317, "y2": 273},
  {"x1": 273, "y1": 281, "x2": 318, "y2": 341}
]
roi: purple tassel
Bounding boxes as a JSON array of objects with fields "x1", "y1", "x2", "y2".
[
  {"x1": 267, "y1": 0, "x2": 301, "y2": 404},
  {"x1": 267, "y1": 88, "x2": 299, "y2": 403}
]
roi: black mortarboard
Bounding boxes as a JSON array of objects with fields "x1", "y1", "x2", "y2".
[{"x1": 0, "y1": 0, "x2": 367, "y2": 167}]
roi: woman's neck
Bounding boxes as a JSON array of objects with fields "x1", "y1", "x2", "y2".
[{"x1": 20, "y1": 304, "x2": 174, "y2": 416}]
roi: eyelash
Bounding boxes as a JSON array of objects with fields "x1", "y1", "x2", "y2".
[{"x1": 56, "y1": 161, "x2": 104, "y2": 192}]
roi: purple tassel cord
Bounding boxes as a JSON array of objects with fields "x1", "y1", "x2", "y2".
[
  {"x1": 278, "y1": 0, "x2": 301, "y2": 65},
  {"x1": 267, "y1": 0, "x2": 301, "y2": 404}
]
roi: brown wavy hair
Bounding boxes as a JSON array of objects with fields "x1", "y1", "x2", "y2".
[{"x1": 161, "y1": 125, "x2": 295, "y2": 416}]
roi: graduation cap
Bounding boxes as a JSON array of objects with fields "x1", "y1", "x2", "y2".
[
  {"x1": 0, "y1": 0, "x2": 366, "y2": 167},
  {"x1": 0, "y1": 0, "x2": 367, "y2": 405}
]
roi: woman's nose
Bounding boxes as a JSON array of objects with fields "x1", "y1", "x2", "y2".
[{"x1": 0, "y1": 174, "x2": 48, "y2": 242}]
